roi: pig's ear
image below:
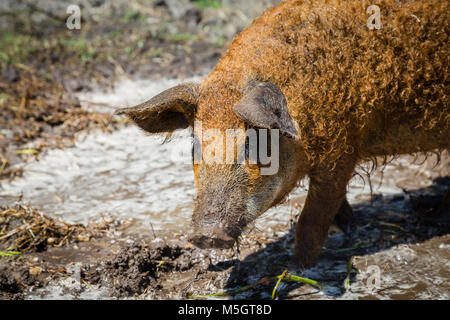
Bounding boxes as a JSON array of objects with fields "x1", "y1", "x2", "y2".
[
  {"x1": 114, "y1": 82, "x2": 199, "y2": 133},
  {"x1": 233, "y1": 82, "x2": 298, "y2": 139}
]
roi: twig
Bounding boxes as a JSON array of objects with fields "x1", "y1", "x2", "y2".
[
  {"x1": 189, "y1": 271, "x2": 323, "y2": 299},
  {"x1": 272, "y1": 270, "x2": 288, "y2": 299}
]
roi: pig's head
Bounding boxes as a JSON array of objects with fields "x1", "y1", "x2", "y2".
[{"x1": 115, "y1": 80, "x2": 307, "y2": 249}]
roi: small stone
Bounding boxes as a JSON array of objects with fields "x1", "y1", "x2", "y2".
[
  {"x1": 77, "y1": 234, "x2": 91, "y2": 242},
  {"x1": 29, "y1": 267, "x2": 41, "y2": 275}
]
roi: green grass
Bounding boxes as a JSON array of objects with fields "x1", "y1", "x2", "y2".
[
  {"x1": 169, "y1": 33, "x2": 198, "y2": 42},
  {"x1": 0, "y1": 32, "x2": 36, "y2": 66},
  {"x1": 15, "y1": 148, "x2": 40, "y2": 155},
  {"x1": 189, "y1": 271, "x2": 323, "y2": 299},
  {"x1": 121, "y1": 10, "x2": 147, "y2": 23},
  {"x1": 59, "y1": 37, "x2": 101, "y2": 63},
  {"x1": 0, "y1": 93, "x2": 10, "y2": 105},
  {"x1": 0, "y1": 32, "x2": 97, "y2": 68},
  {"x1": 194, "y1": 0, "x2": 222, "y2": 9},
  {"x1": 214, "y1": 36, "x2": 226, "y2": 48},
  {"x1": 148, "y1": 48, "x2": 163, "y2": 58},
  {"x1": 0, "y1": 251, "x2": 22, "y2": 258}
]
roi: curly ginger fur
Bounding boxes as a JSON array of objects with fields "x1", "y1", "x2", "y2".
[{"x1": 198, "y1": 0, "x2": 449, "y2": 168}]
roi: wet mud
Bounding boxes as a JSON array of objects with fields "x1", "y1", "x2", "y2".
[
  {"x1": 1, "y1": 175, "x2": 448, "y2": 300},
  {"x1": 17, "y1": 0, "x2": 446, "y2": 301},
  {"x1": 0, "y1": 73, "x2": 449, "y2": 299}
]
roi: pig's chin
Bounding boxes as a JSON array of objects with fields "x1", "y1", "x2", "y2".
[
  {"x1": 187, "y1": 224, "x2": 243, "y2": 250},
  {"x1": 188, "y1": 234, "x2": 236, "y2": 249}
]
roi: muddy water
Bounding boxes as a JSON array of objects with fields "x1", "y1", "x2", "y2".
[
  {"x1": 0, "y1": 77, "x2": 449, "y2": 299},
  {"x1": 0, "y1": 126, "x2": 196, "y2": 235},
  {"x1": 0, "y1": 77, "x2": 202, "y2": 236}
]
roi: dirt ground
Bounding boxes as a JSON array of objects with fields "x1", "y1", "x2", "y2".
[
  {"x1": 0, "y1": 0, "x2": 449, "y2": 300},
  {"x1": 0, "y1": 174, "x2": 448, "y2": 300}
]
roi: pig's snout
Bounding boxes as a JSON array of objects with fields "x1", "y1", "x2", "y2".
[{"x1": 188, "y1": 227, "x2": 235, "y2": 249}]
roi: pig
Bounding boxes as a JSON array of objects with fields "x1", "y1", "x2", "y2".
[{"x1": 115, "y1": 0, "x2": 449, "y2": 267}]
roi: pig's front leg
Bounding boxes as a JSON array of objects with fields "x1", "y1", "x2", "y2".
[{"x1": 294, "y1": 159, "x2": 355, "y2": 267}]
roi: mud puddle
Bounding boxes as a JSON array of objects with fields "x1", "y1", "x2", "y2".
[
  {"x1": 0, "y1": 76, "x2": 202, "y2": 236},
  {"x1": 0, "y1": 77, "x2": 449, "y2": 300}
]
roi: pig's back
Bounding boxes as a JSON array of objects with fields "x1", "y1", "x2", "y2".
[{"x1": 212, "y1": 0, "x2": 449, "y2": 164}]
